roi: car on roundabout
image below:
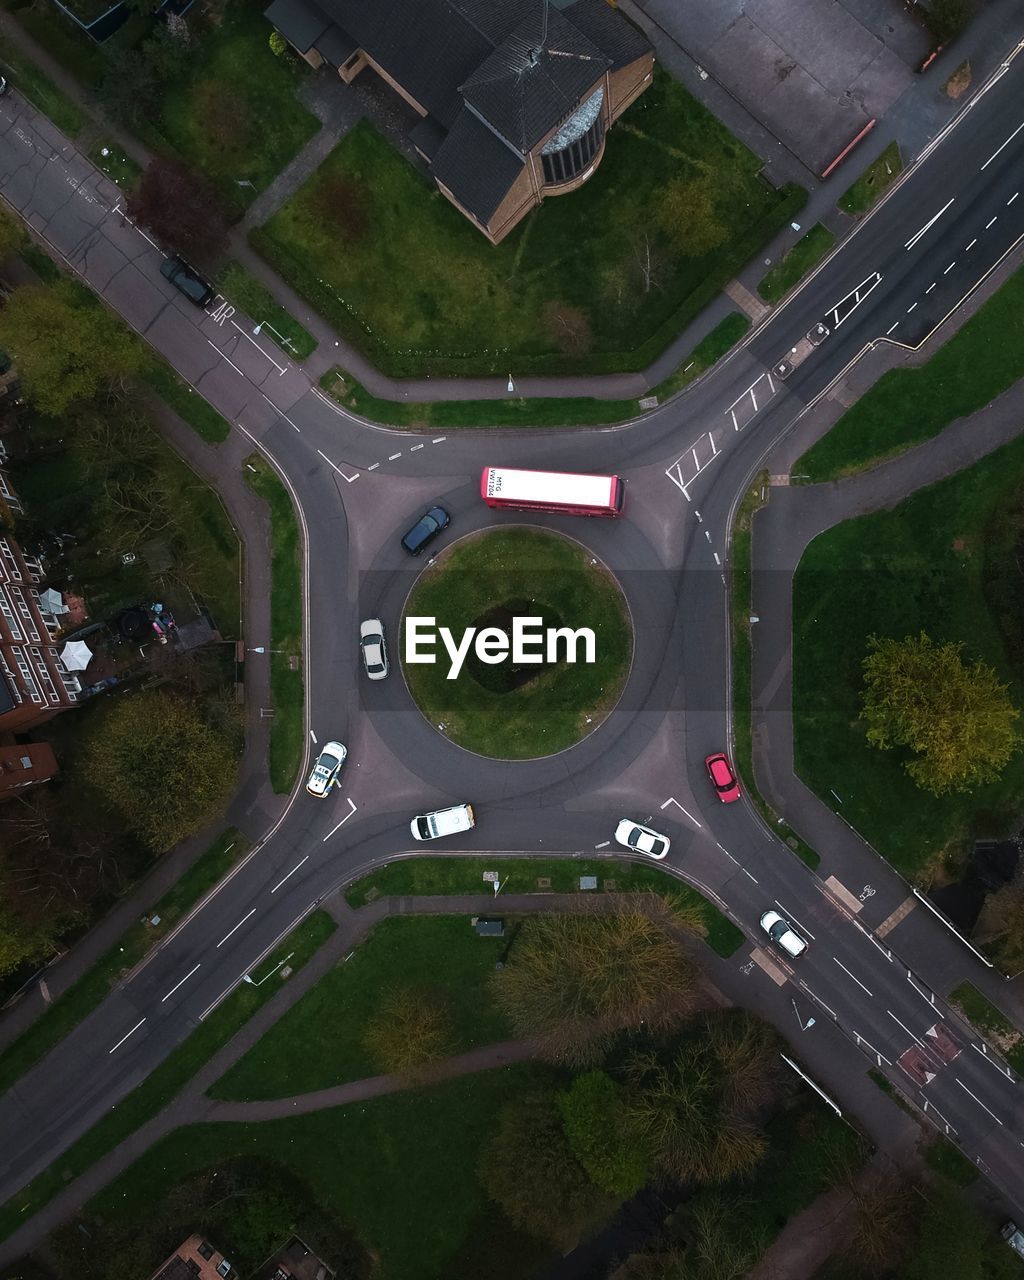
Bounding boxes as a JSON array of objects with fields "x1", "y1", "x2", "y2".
[
  {"x1": 760, "y1": 909, "x2": 807, "y2": 957},
  {"x1": 305, "y1": 741, "x2": 347, "y2": 797},
  {"x1": 614, "y1": 818, "x2": 670, "y2": 860},
  {"x1": 705, "y1": 751, "x2": 741, "y2": 803},
  {"x1": 359, "y1": 617, "x2": 389, "y2": 680},
  {"x1": 411, "y1": 803, "x2": 475, "y2": 841},
  {"x1": 401, "y1": 505, "x2": 450, "y2": 556}
]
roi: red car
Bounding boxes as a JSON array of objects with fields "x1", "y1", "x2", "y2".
[{"x1": 705, "y1": 752, "x2": 741, "y2": 803}]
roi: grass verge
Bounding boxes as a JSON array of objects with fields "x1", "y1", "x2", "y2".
[
  {"x1": 142, "y1": 362, "x2": 232, "y2": 444},
  {"x1": 344, "y1": 857, "x2": 745, "y2": 959},
  {"x1": 949, "y1": 981, "x2": 1024, "y2": 1071},
  {"x1": 868, "y1": 1067, "x2": 917, "y2": 1118},
  {"x1": 87, "y1": 141, "x2": 141, "y2": 192},
  {"x1": 318, "y1": 312, "x2": 751, "y2": 429},
  {"x1": 0, "y1": 43, "x2": 87, "y2": 138},
  {"x1": 757, "y1": 224, "x2": 836, "y2": 302},
  {"x1": 219, "y1": 261, "x2": 316, "y2": 360},
  {"x1": 0, "y1": 911, "x2": 336, "y2": 1243},
  {"x1": 244, "y1": 453, "x2": 303, "y2": 792},
  {"x1": 838, "y1": 141, "x2": 902, "y2": 215},
  {"x1": 794, "y1": 261, "x2": 1024, "y2": 481},
  {"x1": 729, "y1": 472, "x2": 821, "y2": 870},
  {"x1": 924, "y1": 1134, "x2": 979, "y2": 1187},
  {"x1": 211, "y1": 916, "x2": 513, "y2": 1100},
  {"x1": 0, "y1": 830, "x2": 246, "y2": 1095}
]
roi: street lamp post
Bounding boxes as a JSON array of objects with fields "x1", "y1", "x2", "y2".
[
  {"x1": 253, "y1": 320, "x2": 298, "y2": 353},
  {"x1": 791, "y1": 998, "x2": 815, "y2": 1031}
]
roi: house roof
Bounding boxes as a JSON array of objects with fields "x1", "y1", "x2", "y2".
[
  {"x1": 562, "y1": 0, "x2": 652, "y2": 69},
  {"x1": 431, "y1": 108, "x2": 525, "y2": 223},
  {"x1": 264, "y1": 0, "x2": 329, "y2": 53}
]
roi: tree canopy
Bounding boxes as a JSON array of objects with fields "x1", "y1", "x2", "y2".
[
  {"x1": 0, "y1": 282, "x2": 144, "y2": 416},
  {"x1": 559, "y1": 1070, "x2": 651, "y2": 1196},
  {"x1": 657, "y1": 179, "x2": 727, "y2": 257},
  {"x1": 861, "y1": 632, "x2": 1019, "y2": 794},
  {"x1": 127, "y1": 157, "x2": 228, "y2": 263},
  {"x1": 362, "y1": 987, "x2": 453, "y2": 1078}
]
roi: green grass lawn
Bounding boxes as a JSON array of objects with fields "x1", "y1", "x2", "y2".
[
  {"x1": 2, "y1": 0, "x2": 107, "y2": 87},
  {"x1": 949, "y1": 981, "x2": 1024, "y2": 1071},
  {"x1": 0, "y1": 913, "x2": 336, "y2": 1244},
  {"x1": 757, "y1": 224, "x2": 836, "y2": 302},
  {"x1": 153, "y1": 3, "x2": 318, "y2": 213},
  {"x1": 344, "y1": 858, "x2": 745, "y2": 959},
  {"x1": 792, "y1": 433, "x2": 1024, "y2": 877},
  {"x1": 0, "y1": 830, "x2": 245, "y2": 1095},
  {"x1": 319, "y1": 312, "x2": 750, "y2": 428},
  {"x1": 88, "y1": 141, "x2": 142, "y2": 192},
  {"x1": 142, "y1": 362, "x2": 232, "y2": 444},
  {"x1": 219, "y1": 261, "x2": 316, "y2": 359},
  {"x1": 252, "y1": 70, "x2": 803, "y2": 377},
  {"x1": 211, "y1": 916, "x2": 513, "y2": 1100},
  {"x1": 924, "y1": 1134, "x2": 980, "y2": 1187},
  {"x1": 0, "y1": 40, "x2": 87, "y2": 137},
  {"x1": 244, "y1": 454, "x2": 303, "y2": 792},
  {"x1": 838, "y1": 141, "x2": 903, "y2": 215},
  {"x1": 402, "y1": 529, "x2": 631, "y2": 758},
  {"x1": 87, "y1": 1064, "x2": 562, "y2": 1280},
  {"x1": 795, "y1": 262, "x2": 1024, "y2": 481}
]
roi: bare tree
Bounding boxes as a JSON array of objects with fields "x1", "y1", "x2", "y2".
[{"x1": 362, "y1": 987, "x2": 454, "y2": 1078}]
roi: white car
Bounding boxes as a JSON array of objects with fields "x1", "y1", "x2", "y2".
[
  {"x1": 359, "y1": 617, "x2": 389, "y2": 681},
  {"x1": 614, "y1": 818, "x2": 670, "y2": 860},
  {"x1": 305, "y1": 741, "x2": 347, "y2": 797},
  {"x1": 760, "y1": 910, "x2": 807, "y2": 958},
  {"x1": 411, "y1": 803, "x2": 475, "y2": 841}
]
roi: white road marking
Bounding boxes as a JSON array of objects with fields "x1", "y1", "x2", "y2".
[
  {"x1": 731, "y1": 409, "x2": 739, "y2": 431},
  {"x1": 367, "y1": 463, "x2": 380, "y2": 471},
  {"x1": 216, "y1": 907, "x2": 256, "y2": 948},
  {"x1": 659, "y1": 796, "x2": 702, "y2": 829},
  {"x1": 161, "y1": 963, "x2": 201, "y2": 1003},
  {"x1": 271, "y1": 855, "x2": 309, "y2": 893},
  {"x1": 323, "y1": 797, "x2": 358, "y2": 842},
  {"x1": 826, "y1": 271, "x2": 884, "y2": 327},
  {"x1": 694, "y1": 509, "x2": 703, "y2": 523},
  {"x1": 980, "y1": 118, "x2": 1024, "y2": 170},
  {"x1": 432, "y1": 436, "x2": 446, "y2": 444},
  {"x1": 832, "y1": 956, "x2": 873, "y2": 996},
  {"x1": 316, "y1": 449, "x2": 359, "y2": 483},
  {"x1": 228, "y1": 320, "x2": 286, "y2": 373},
  {"x1": 692, "y1": 447, "x2": 700, "y2": 468},
  {"x1": 986, "y1": 215, "x2": 998, "y2": 230},
  {"x1": 713, "y1": 552, "x2": 721, "y2": 566},
  {"x1": 704, "y1": 529, "x2": 711, "y2": 542},
  {"x1": 594, "y1": 840, "x2": 610, "y2": 849},
  {"x1": 970, "y1": 1041, "x2": 1014, "y2": 1079},
  {"x1": 943, "y1": 262, "x2": 956, "y2": 274},
  {"x1": 888, "y1": 1009, "x2": 928, "y2": 1050},
  {"x1": 388, "y1": 452, "x2": 401, "y2": 461},
  {"x1": 966, "y1": 238, "x2": 977, "y2": 250},
  {"x1": 797, "y1": 981, "x2": 837, "y2": 1019},
  {"x1": 853, "y1": 1030, "x2": 892, "y2": 1066},
  {"x1": 905, "y1": 971, "x2": 937, "y2": 1007},
  {"x1": 925, "y1": 282, "x2": 937, "y2": 294},
  {"x1": 906, "y1": 302, "x2": 918, "y2": 313},
  {"x1": 955, "y1": 1077, "x2": 1004, "y2": 1124},
  {"x1": 309, "y1": 730, "x2": 317, "y2": 744},
  {"x1": 773, "y1": 899, "x2": 816, "y2": 940},
  {"x1": 904, "y1": 198, "x2": 955, "y2": 250},
  {"x1": 1008, "y1": 192, "x2": 1020, "y2": 205},
  {"x1": 886, "y1": 322, "x2": 900, "y2": 335},
  {"x1": 410, "y1": 443, "x2": 424, "y2": 451},
  {"x1": 742, "y1": 866, "x2": 759, "y2": 884},
  {"x1": 206, "y1": 339, "x2": 246, "y2": 377},
  {"x1": 108, "y1": 1018, "x2": 146, "y2": 1054}
]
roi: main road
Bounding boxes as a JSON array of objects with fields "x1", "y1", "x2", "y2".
[{"x1": 2, "y1": 36, "x2": 1024, "y2": 1249}]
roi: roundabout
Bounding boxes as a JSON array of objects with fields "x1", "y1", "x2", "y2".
[{"x1": 400, "y1": 527, "x2": 632, "y2": 759}]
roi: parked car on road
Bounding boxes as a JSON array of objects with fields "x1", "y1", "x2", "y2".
[
  {"x1": 305, "y1": 741, "x2": 347, "y2": 797},
  {"x1": 411, "y1": 803, "x2": 475, "y2": 841},
  {"x1": 760, "y1": 909, "x2": 807, "y2": 957},
  {"x1": 160, "y1": 254, "x2": 215, "y2": 308},
  {"x1": 401, "y1": 505, "x2": 450, "y2": 556},
  {"x1": 705, "y1": 752, "x2": 741, "y2": 803},
  {"x1": 359, "y1": 617, "x2": 389, "y2": 680},
  {"x1": 614, "y1": 818, "x2": 670, "y2": 860}
]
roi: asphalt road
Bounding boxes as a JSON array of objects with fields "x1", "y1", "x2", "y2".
[{"x1": 2, "y1": 38, "x2": 1024, "y2": 1245}]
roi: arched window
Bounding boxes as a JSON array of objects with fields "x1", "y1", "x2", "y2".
[{"x1": 541, "y1": 88, "x2": 605, "y2": 186}]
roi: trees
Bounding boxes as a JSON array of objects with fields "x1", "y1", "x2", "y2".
[
  {"x1": 491, "y1": 898, "x2": 698, "y2": 1066},
  {"x1": 559, "y1": 1070, "x2": 651, "y2": 1196},
  {"x1": 81, "y1": 690, "x2": 237, "y2": 851},
  {"x1": 478, "y1": 1091, "x2": 609, "y2": 1250},
  {"x1": 657, "y1": 179, "x2": 727, "y2": 257},
  {"x1": 127, "y1": 158, "x2": 228, "y2": 262},
  {"x1": 861, "y1": 632, "x2": 1019, "y2": 794},
  {"x1": 362, "y1": 987, "x2": 453, "y2": 1077},
  {"x1": 0, "y1": 283, "x2": 144, "y2": 416}
]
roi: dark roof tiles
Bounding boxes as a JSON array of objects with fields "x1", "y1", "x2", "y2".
[{"x1": 431, "y1": 108, "x2": 526, "y2": 222}]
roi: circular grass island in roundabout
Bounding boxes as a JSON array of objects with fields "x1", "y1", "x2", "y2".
[{"x1": 402, "y1": 527, "x2": 632, "y2": 759}]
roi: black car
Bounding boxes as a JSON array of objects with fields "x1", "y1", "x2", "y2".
[
  {"x1": 401, "y1": 505, "x2": 450, "y2": 556},
  {"x1": 160, "y1": 255, "x2": 215, "y2": 308}
]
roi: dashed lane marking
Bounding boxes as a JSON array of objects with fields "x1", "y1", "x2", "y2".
[
  {"x1": 980, "y1": 118, "x2": 1024, "y2": 170},
  {"x1": 956, "y1": 1077, "x2": 1004, "y2": 1125},
  {"x1": 943, "y1": 262, "x2": 956, "y2": 274},
  {"x1": 108, "y1": 1017, "x2": 146, "y2": 1054},
  {"x1": 1009, "y1": 192, "x2": 1020, "y2": 205},
  {"x1": 966, "y1": 238, "x2": 977, "y2": 250}
]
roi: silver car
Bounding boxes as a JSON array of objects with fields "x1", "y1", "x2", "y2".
[
  {"x1": 359, "y1": 618, "x2": 389, "y2": 681},
  {"x1": 305, "y1": 741, "x2": 347, "y2": 797}
]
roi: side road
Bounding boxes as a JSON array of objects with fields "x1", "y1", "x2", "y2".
[{"x1": 0, "y1": 890, "x2": 920, "y2": 1267}]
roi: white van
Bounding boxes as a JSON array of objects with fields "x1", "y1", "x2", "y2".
[{"x1": 411, "y1": 803, "x2": 475, "y2": 841}]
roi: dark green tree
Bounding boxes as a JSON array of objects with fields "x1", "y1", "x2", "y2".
[{"x1": 559, "y1": 1070, "x2": 651, "y2": 1196}]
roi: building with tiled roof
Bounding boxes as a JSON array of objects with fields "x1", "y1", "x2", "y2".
[{"x1": 265, "y1": 0, "x2": 653, "y2": 242}]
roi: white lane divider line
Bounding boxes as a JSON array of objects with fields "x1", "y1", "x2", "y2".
[
  {"x1": 886, "y1": 322, "x2": 900, "y2": 335},
  {"x1": 228, "y1": 320, "x2": 286, "y2": 374},
  {"x1": 925, "y1": 282, "x2": 937, "y2": 294},
  {"x1": 323, "y1": 797, "x2": 358, "y2": 842},
  {"x1": 388, "y1": 452, "x2": 402, "y2": 461},
  {"x1": 161, "y1": 963, "x2": 201, "y2": 1003},
  {"x1": 774, "y1": 899, "x2": 816, "y2": 941},
  {"x1": 1008, "y1": 192, "x2": 1020, "y2": 205},
  {"x1": 956, "y1": 1077, "x2": 1004, "y2": 1124},
  {"x1": 986, "y1": 215, "x2": 998, "y2": 230},
  {"x1": 888, "y1": 1009, "x2": 929, "y2": 1051},
  {"x1": 905, "y1": 198, "x2": 954, "y2": 250},
  {"x1": 206, "y1": 339, "x2": 246, "y2": 377},
  {"x1": 108, "y1": 1017, "x2": 146, "y2": 1054},
  {"x1": 411, "y1": 443, "x2": 424, "y2": 451},
  {"x1": 907, "y1": 302, "x2": 918, "y2": 313},
  {"x1": 216, "y1": 907, "x2": 256, "y2": 948},
  {"x1": 970, "y1": 1041, "x2": 1014, "y2": 1079},
  {"x1": 271, "y1": 855, "x2": 310, "y2": 893},
  {"x1": 713, "y1": 552, "x2": 721, "y2": 566},
  {"x1": 853, "y1": 1029, "x2": 892, "y2": 1066},
  {"x1": 981, "y1": 118, "x2": 1024, "y2": 170},
  {"x1": 258, "y1": 392, "x2": 302, "y2": 433},
  {"x1": 432, "y1": 436, "x2": 446, "y2": 444},
  {"x1": 704, "y1": 529, "x2": 712, "y2": 542},
  {"x1": 316, "y1": 448, "x2": 359, "y2": 484},
  {"x1": 943, "y1": 262, "x2": 956, "y2": 274},
  {"x1": 309, "y1": 730, "x2": 318, "y2": 744},
  {"x1": 367, "y1": 463, "x2": 380, "y2": 471},
  {"x1": 659, "y1": 796, "x2": 702, "y2": 829},
  {"x1": 966, "y1": 238, "x2": 977, "y2": 250},
  {"x1": 594, "y1": 840, "x2": 610, "y2": 849},
  {"x1": 833, "y1": 956, "x2": 873, "y2": 997}
]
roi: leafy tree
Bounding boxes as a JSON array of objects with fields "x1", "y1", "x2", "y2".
[
  {"x1": 657, "y1": 179, "x2": 726, "y2": 257},
  {"x1": 977, "y1": 871, "x2": 1024, "y2": 972},
  {"x1": 269, "y1": 30, "x2": 288, "y2": 56},
  {"x1": 81, "y1": 690, "x2": 237, "y2": 851},
  {"x1": 896, "y1": 1185, "x2": 1012, "y2": 1280},
  {"x1": 923, "y1": 0, "x2": 973, "y2": 44},
  {"x1": 861, "y1": 632, "x2": 1019, "y2": 794},
  {"x1": 624, "y1": 1011, "x2": 780, "y2": 1184},
  {"x1": 478, "y1": 1091, "x2": 609, "y2": 1250},
  {"x1": 362, "y1": 987, "x2": 453, "y2": 1077},
  {"x1": 0, "y1": 282, "x2": 144, "y2": 416},
  {"x1": 491, "y1": 897, "x2": 698, "y2": 1066},
  {"x1": 559, "y1": 1070, "x2": 651, "y2": 1196},
  {"x1": 97, "y1": 28, "x2": 191, "y2": 125},
  {"x1": 128, "y1": 158, "x2": 228, "y2": 262}
]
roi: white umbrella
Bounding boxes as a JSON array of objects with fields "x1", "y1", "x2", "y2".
[
  {"x1": 39, "y1": 588, "x2": 68, "y2": 614},
  {"x1": 60, "y1": 640, "x2": 93, "y2": 671}
]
